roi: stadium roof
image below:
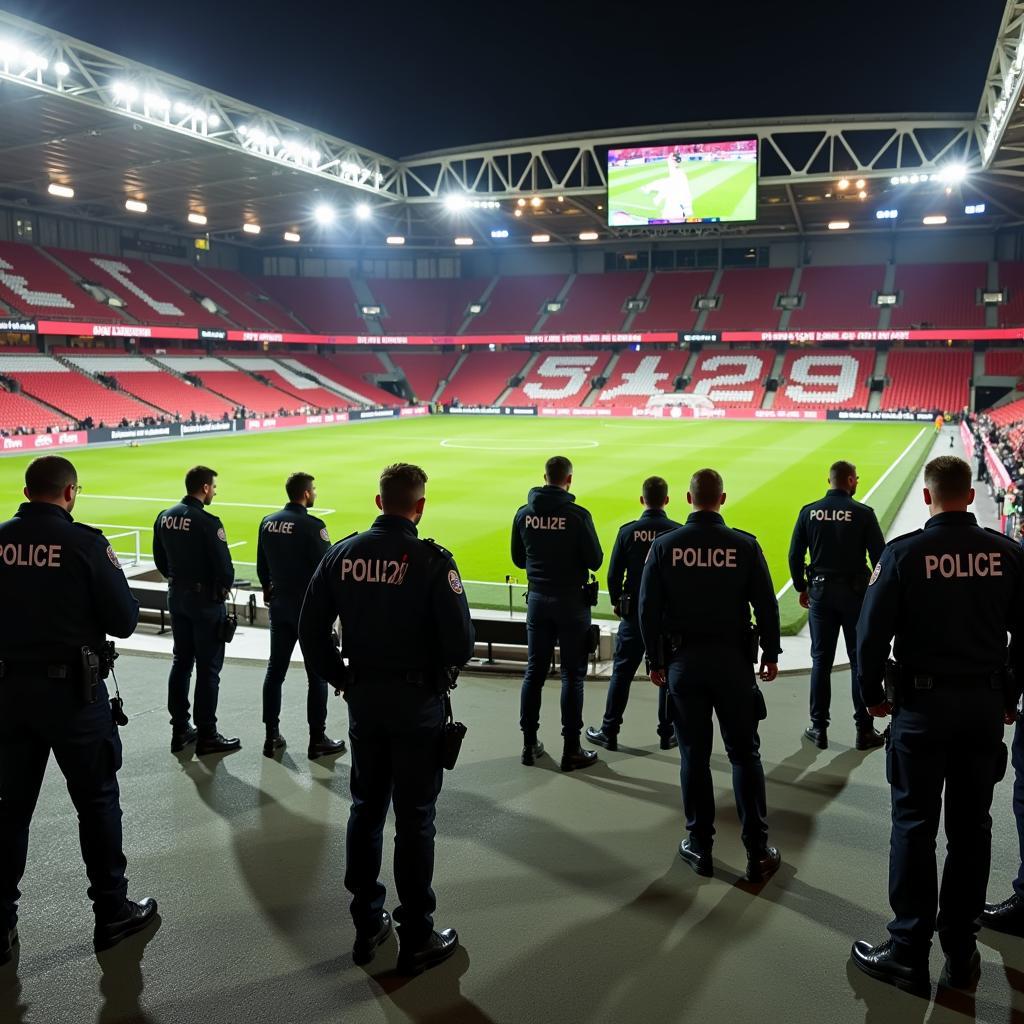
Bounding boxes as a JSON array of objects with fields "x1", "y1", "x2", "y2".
[{"x1": 2, "y1": 6, "x2": 1024, "y2": 250}]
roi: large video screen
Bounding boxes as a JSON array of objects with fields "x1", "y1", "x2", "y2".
[{"x1": 607, "y1": 138, "x2": 758, "y2": 226}]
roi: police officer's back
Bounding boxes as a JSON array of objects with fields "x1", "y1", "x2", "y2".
[
  {"x1": 639, "y1": 468, "x2": 782, "y2": 883},
  {"x1": 851, "y1": 455, "x2": 1024, "y2": 994},
  {"x1": 788, "y1": 459, "x2": 885, "y2": 750},
  {"x1": 0, "y1": 455, "x2": 156, "y2": 962},
  {"x1": 587, "y1": 475, "x2": 682, "y2": 751},
  {"x1": 256, "y1": 471, "x2": 344, "y2": 760},
  {"x1": 152, "y1": 465, "x2": 239, "y2": 756},
  {"x1": 511, "y1": 455, "x2": 603, "y2": 771},
  {"x1": 298, "y1": 463, "x2": 474, "y2": 976}
]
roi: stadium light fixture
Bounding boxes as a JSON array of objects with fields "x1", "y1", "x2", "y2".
[
  {"x1": 283, "y1": 231, "x2": 301, "y2": 243},
  {"x1": 47, "y1": 183, "x2": 74, "y2": 199},
  {"x1": 875, "y1": 209, "x2": 898, "y2": 220},
  {"x1": 468, "y1": 303, "x2": 483, "y2": 315},
  {"x1": 940, "y1": 163, "x2": 968, "y2": 185},
  {"x1": 313, "y1": 204, "x2": 336, "y2": 225},
  {"x1": 445, "y1": 195, "x2": 470, "y2": 213},
  {"x1": 579, "y1": 231, "x2": 599, "y2": 241},
  {"x1": 54, "y1": 61, "x2": 70, "y2": 78},
  {"x1": 827, "y1": 220, "x2": 850, "y2": 230},
  {"x1": 517, "y1": 198, "x2": 527, "y2": 207},
  {"x1": 490, "y1": 229, "x2": 509, "y2": 239},
  {"x1": 125, "y1": 199, "x2": 148, "y2": 213},
  {"x1": 20, "y1": 51, "x2": 47, "y2": 71},
  {"x1": 355, "y1": 202, "x2": 372, "y2": 221},
  {"x1": 144, "y1": 92, "x2": 169, "y2": 112},
  {"x1": 858, "y1": 190, "x2": 867, "y2": 200},
  {"x1": 965, "y1": 203, "x2": 987, "y2": 215},
  {"x1": 187, "y1": 212, "x2": 208, "y2": 226},
  {"x1": 855, "y1": 179, "x2": 866, "y2": 190},
  {"x1": 453, "y1": 236, "x2": 474, "y2": 246},
  {"x1": 386, "y1": 235, "x2": 406, "y2": 245},
  {"x1": 514, "y1": 209, "x2": 523, "y2": 218},
  {"x1": 922, "y1": 215, "x2": 947, "y2": 225},
  {"x1": 530, "y1": 197, "x2": 542, "y2": 208},
  {"x1": 112, "y1": 80, "x2": 139, "y2": 103},
  {"x1": 837, "y1": 178, "x2": 850, "y2": 191},
  {"x1": 243, "y1": 222, "x2": 261, "y2": 234},
  {"x1": 531, "y1": 233, "x2": 551, "y2": 243},
  {"x1": 208, "y1": 114, "x2": 221, "y2": 128}
]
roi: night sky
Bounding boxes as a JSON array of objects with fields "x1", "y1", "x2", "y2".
[{"x1": 5, "y1": 0, "x2": 1008, "y2": 157}]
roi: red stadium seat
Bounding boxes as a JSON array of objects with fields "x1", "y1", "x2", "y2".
[
  {"x1": 284, "y1": 354, "x2": 399, "y2": 405},
  {"x1": 594, "y1": 349, "x2": 691, "y2": 407},
  {"x1": 703, "y1": 269, "x2": 793, "y2": 331},
  {"x1": 389, "y1": 352, "x2": 461, "y2": 403},
  {"x1": 880, "y1": 349, "x2": 971, "y2": 411},
  {"x1": 0, "y1": 241, "x2": 118, "y2": 322},
  {"x1": 435, "y1": 351, "x2": 532, "y2": 406},
  {"x1": 368, "y1": 279, "x2": 488, "y2": 335},
  {"x1": 984, "y1": 349, "x2": 1024, "y2": 376},
  {"x1": 683, "y1": 348, "x2": 772, "y2": 408},
  {"x1": 787, "y1": 266, "x2": 884, "y2": 330},
  {"x1": 889, "y1": 264, "x2": 986, "y2": 329},
  {"x1": 557, "y1": 272, "x2": 644, "y2": 332},
  {"x1": 772, "y1": 349, "x2": 874, "y2": 410},
  {"x1": 629, "y1": 271, "x2": 714, "y2": 333},
  {"x1": 501, "y1": 351, "x2": 614, "y2": 408},
  {"x1": 469, "y1": 275, "x2": 567, "y2": 335},
  {"x1": 257, "y1": 276, "x2": 367, "y2": 334},
  {"x1": 197, "y1": 268, "x2": 309, "y2": 332}
]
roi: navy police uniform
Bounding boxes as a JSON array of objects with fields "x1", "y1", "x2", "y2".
[
  {"x1": 639, "y1": 510, "x2": 781, "y2": 860},
  {"x1": 256, "y1": 502, "x2": 332, "y2": 737},
  {"x1": 788, "y1": 488, "x2": 885, "y2": 736},
  {"x1": 511, "y1": 485, "x2": 603, "y2": 750},
  {"x1": 0, "y1": 502, "x2": 139, "y2": 936},
  {"x1": 597, "y1": 508, "x2": 682, "y2": 741},
  {"x1": 298, "y1": 515, "x2": 474, "y2": 947},
  {"x1": 152, "y1": 496, "x2": 234, "y2": 739},
  {"x1": 856, "y1": 512, "x2": 1024, "y2": 967}
]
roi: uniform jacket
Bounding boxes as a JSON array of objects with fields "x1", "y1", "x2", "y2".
[
  {"x1": 511, "y1": 485, "x2": 603, "y2": 594},
  {"x1": 607, "y1": 508, "x2": 683, "y2": 618},
  {"x1": 256, "y1": 502, "x2": 330, "y2": 610},
  {"x1": 152, "y1": 495, "x2": 234, "y2": 594},
  {"x1": 0, "y1": 502, "x2": 138, "y2": 656}
]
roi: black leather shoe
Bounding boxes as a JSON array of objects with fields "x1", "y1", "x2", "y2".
[
  {"x1": 850, "y1": 938, "x2": 930, "y2": 996},
  {"x1": 659, "y1": 733, "x2": 678, "y2": 750},
  {"x1": 94, "y1": 898, "x2": 158, "y2": 952},
  {"x1": 745, "y1": 846, "x2": 781, "y2": 883},
  {"x1": 521, "y1": 741, "x2": 545, "y2": 766},
  {"x1": 397, "y1": 927, "x2": 459, "y2": 976},
  {"x1": 170, "y1": 726, "x2": 197, "y2": 753},
  {"x1": 352, "y1": 911, "x2": 392, "y2": 966},
  {"x1": 940, "y1": 949, "x2": 981, "y2": 990},
  {"x1": 263, "y1": 733, "x2": 286, "y2": 758},
  {"x1": 585, "y1": 726, "x2": 617, "y2": 751},
  {"x1": 982, "y1": 892, "x2": 1024, "y2": 936},
  {"x1": 678, "y1": 837, "x2": 713, "y2": 877},
  {"x1": 855, "y1": 727, "x2": 885, "y2": 750},
  {"x1": 0, "y1": 924, "x2": 17, "y2": 966},
  {"x1": 195, "y1": 733, "x2": 241, "y2": 756},
  {"x1": 560, "y1": 747, "x2": 599, "y2": 772},
  {"x1": 308, "y1": 735, "x2": 346, "y2": 760},
  {"x1": 804, "y1": 725, "x2": 828, "y2": 749}
]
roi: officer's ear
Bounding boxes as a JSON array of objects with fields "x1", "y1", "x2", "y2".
[
  {"x1": 414, "y1": 495, "x2": 426, "y2": 516},
  {"x1": 720, "y1": 492, "x2": 727, "y2": 507},
  {"x1": 686, "y1": 491, "x2": 694, "y2": 506},
  {"x1": 967, "y1": 487, "x2": 976, "y2": 507},
  {"x1": 375, "y1": 494, "x2": 383, "y2": 511},
  {"x1": 922, "y1": 486, "x2": 932, "y2": 507}
]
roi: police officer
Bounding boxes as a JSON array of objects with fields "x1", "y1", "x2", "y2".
[
  {"x1": 587, "y1": 476, "x2": 681, "y2": 752},
  {"x1": 788, "y1": 459, "x2": 886, "y2": 750},
  {"x1": 512, "y1": 455, "x2": 604, "y2": 772},
  {"x1": 639, "y1": 468, "x2": 782, "y2": 882},
  {"x1": 0, "y1": 456, "x2": 156, "y2": 962},
  {"x1": 851, "y1": 456, "x2": 1024, "y2": 994},
  {"x1": 153, "y1": 466, "x2": 240, "y2": 756},
  {"x1": 981, "y1": 718, "x2": 1024, "y2": 935},
  {"x1": 257, "y1": 472, "x2": 345, "y2": 760},
  {"x1": 298, "y1": 463, "x2": 474, "y2": 975}
]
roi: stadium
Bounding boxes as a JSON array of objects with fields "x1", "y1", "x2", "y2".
[{"x1": 0, "y1": 2, "x2": 1023, "y2": 1021}]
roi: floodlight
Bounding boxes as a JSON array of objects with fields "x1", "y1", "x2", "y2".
[
  {"x1": 243, "y1": 223, "x2": 261, "y2": 234},
  {"x1": 112, "y1": 81, "x2": 138, "y2": 102},
  {"x1": 530, "y1": 197, "x2": 542, "y2": 208},
  {"x1": 0, "y1": 40, "x2": 16, "y2": 62},
  {"x1": 355, "y1": 203, "x2": 372, "y2": 221},
  {"x1": 360, "y1": 305, "x2": 382, "y2": 317},
  {"x1": 965, "y1": 203, "x2": 986, "y2": 215},
  {"x1": 386, "y1": 235, "x2": 406, "y2": 245},
  {"x1": 531, "y1": 233, "x2": 551, "y2": 243},
  {"x1": 188, "y1": 212, "x2": 208, "y2": 226},
  {"x1": 837, "y1": 178, "x2": 850, "y2": 191},
  {"x1": 875, "y1": 209, "x2": 898, "y2": 220},
  {"x1": 283, "y1": 231, "x2": 301, "y2": 243},
  {"x1": 983, "y1": 290, "x2": 1005, "y2": 304},
  {"x1": 514, "y1": 209, "x2": 523, "y2": 218},
  {"x1": 125, "y1": 199, "x2": 148, "y2": 213},
  {"x1": 54, "y1": 61, "x2": 70, "y2": 77},
  {"x1": 858, "y1": 190, "x2": 867, "y2": 199},
  {"x1": 517, "y1": 198, "x2": 526, "y2": 207},
  {"x1": 314, "y1": 204, "x2": 336, "y2": 225},
  {"x1": 47, "y1": 183, "x2": 74, "y2": 198},
  {"x1": 890, "y1": 176, "x2": 899, "y2": 185},
  {"x1": 144, "y1": 92, "x2": 169, "y2": 111},
  {"x1": 855, "y1": 179, "x2": 865, "y2": 190},
  {"x1": 468, "y1": 303, "x2": 483, "y2": 314},
  {"x1": 579, "y1": 231, "x2": 599, "y2": 241},
  {"x1": 490, "y1": 229, "x2": 509, "y2": 239},
  {"x1": 827, "y1": 220, "x2": 850, "y2": 230},
  {"x1": 941, "y1": 164, "x2": 968, "y2": 184},
  {"x1": 22, "y1": 52, "x2": 47, "y2": 71},
  {"x1": 453, "y1": 236, "x2": 474, "y2": 246},
  {"x1": 922, "y1": 215, "x2": 947, "y2": 225},
  {"x1": 208, "y1": 114, "x2": 221, "y2": 128},
  {"x1": 175, "y1": 101, "x2": 192, "y2": 115},
  {"x1": 445, "y1": 195, "x2": 470, "y2": 213}
]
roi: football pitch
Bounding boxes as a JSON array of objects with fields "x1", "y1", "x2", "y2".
[
  {"x1": 608, "y1": 159, "x2": 757, "y2": 223},
  {"x1": 0, "y1": 417, "x2": 933, "y2": 633}
]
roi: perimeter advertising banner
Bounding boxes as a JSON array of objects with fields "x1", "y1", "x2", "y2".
[{"x1": 0, "y1": 430, "x2": 88, "y2": 451}]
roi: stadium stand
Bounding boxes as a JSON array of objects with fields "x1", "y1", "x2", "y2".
[
  {"x1": 683, "y1": 349, "x2": 773, "y2": 408},
  {"x1": 997, "y1": 263, "x2": 1024, "y2": 328},
  {"x1": 45, "y1": 248, "x2": 226, "y2": 327},
  {"x1": 0, "y1": 241, "x2": 119, "y2": 322},
  {"x1": 0, "y1": 389, "x2": 71, "y2": 433},
  {"x1": 110, "y1": 372, "x2": 235, "y2": 420},
  {"x1": 984, "y1": 349, "x2": 1024, "y2": 376},
  {"x1": 222, "y1": 357, "x2": 352, "y2": 409},
  {"x1": 703, "y1": 268, "x2": 793, "y2": 331},
  {"x1": 594, "y1": 349, "x2": 691, "y2": 407},
  {"x1": 389, "y1": 352, "x2": 461, "y2": 403},
  {"x1": 880, "y1": 348, "x2": 972, "y2": 411},
  {"x1": 772, "y1": 348, "x2": 874, "y2": 410},
  {"x1": 468, "y1": 275, "x2": 567, "y2": 334},
  {"x1": 786, "y1": 266, "x2": 884, "y2": 330},
  {"x1": 283, "y1": 353, "x2": 399, "y2": 405},
  {"x1": 195, "y1": 267, "x2": 308, "y2": 332},
  {"x1": 257, "y1": 276, "x2": 367, "y2": 334},
  {"x1": 985, "y1": 397, "x2": 1024, "y2": 427},
  {"x1": 558, "y1": 272, "x2": 644, "y2": 332},
  {"x1": 368, "y1": 278, "x2": 486, "y2": 335},
  {"x1": 500, "y1": 351, "x2": 614, "y2": 408},
  {"x1": 629, "y1": 271, "x2": 713, "y2": 333},
  {"x1": 435, "y1": 351, "x2": 532, "y2": 405},
  {"x1": 152, "y1": 262, "x2": 280, "y2": 331},
  {"x1": 889, "y1": 263, "x2": 986, "y2": 329},
  {"x1": 186, "y1": 370, "x2": 305, "y2": 414}
]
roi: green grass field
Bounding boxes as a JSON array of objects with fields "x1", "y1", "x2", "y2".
[
  {"x1": 0, "y1": 417, "x2": 933, "y2": 632},
  {"x1": 608, "y1": 159, "x2": 757, "y2": 224}
]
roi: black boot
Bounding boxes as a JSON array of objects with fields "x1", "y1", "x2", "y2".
[
  {"x1": 521, "y1": 739, "x2": 545, "y2": 766},
  {"x1": 94, "y1": 898, "x2": 159, "y2": 952},
  {"x1": 855, "y1": 726, "x2": 885, "y2": 750},
  {"x1": 195, "y1": 732, "x2": 241, "y2": 756},
  {"x1": 659, "y1": 733, "x2": 678, "y2": 750},
  {"x1": 981, "y1": 892, "x2": 1024, "y2": 936},
  {"x1": 353, "y1": 911, "x2": 392, "y2": 966},
  {"x1": 0, "y1": 923, "x2": 17, "y2": 966},
  {"x1": 678, "y1": 837, "x2": 713, "y2": 877},
  {"x1": 560, "y1": 746, "x2": 599, "y2": 772},
  {"x1": 397, "y1": 927, "x2": 459, "y2": 976},
  {"x1": 263, "y1": 732, "x2": 286, "y2": 758},
  {"x1": 170, "y1": 725, "x2": 197, "y2": 753},
  {"x1": 940, "y1": 949, "x2": 981, "y2": 990},
  {"x1": 803, "y1": 724, "x2": 828, "y2": 749},
  {"x1": 850, "y1": 938, "x2": 930, "y2": 996},
  {"x1": 585, "y1": 726, "x2": 617, "y2": 751},
  {"x1": 308, "y1": 734, "x2": 346, "y2": 760},
  {"x1": 745, "y1": 846, "x2": 781, "y2": 883}
]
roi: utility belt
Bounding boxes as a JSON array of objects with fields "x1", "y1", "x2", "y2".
[
  {"x1": 666, "y1": 623, "x2": 760, "y2": 663},
  {"x1": 345, "y1": 663, "x2": 460, "y2": 695},
  {"x1": 0, "y1": 641, "x2": 118, "y2": 706},
  {"x1": 528, "y1": 577, "x2": 599, "y2": 606},
  {"x1": 169, "y1": 579, "x2": 237, "y2": 641},
  {"x1": 808, "y1": 571, "x2": 868, "y2": 589},
  {"x1": 168, "y1": 578, "x2": 219, "y2": 595},
  {"x1": 885, "y1": 659, "x2": 1013, "y2": 710}
]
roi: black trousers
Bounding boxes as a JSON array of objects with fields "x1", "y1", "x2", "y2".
[
  {"x1": 261, "y1": 604, "x2": 330, "y2": 733},
  {"x1": 0, "y1": 678, "x2": 128, "y2": 927},
  {"x1": 668, "y1": 645, "x2": 768, "y2": 852},
  {"x1": 886, "y1": 683, "x2": 1006, "y2": 959},
  {"x1": 1014, "y1": 717, "x2": 1024, "y2": 896},
  {"x1": 167, "y1": 588, "x2": 225, "y2": 734},
  {"x1": 601, "y1": 616, "x2": 672, "y2": 737},
  {"x1": 344, "y1": 678, "x2": 444, "y2": 945},
  {"x1": 807, "y1": 580, "x2": 871, "y2": 729}
]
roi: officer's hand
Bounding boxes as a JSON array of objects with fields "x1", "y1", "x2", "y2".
[
  {"x1": 1006, "y1": 708, "x2": 1018, "y2": 726},
  {"x1": 868, "y1": 700, "x2": 893, "y2": 718},
  {"x1": 613, "y1": 601, "x2": 622, "y2": 618},
  {"x1": 759, "y1": 660, "x2": 778, "y2": 683},
  {"x1": 798, "y1": 591, "x2": 810, "y2": 610},
  {"x1": 650, "y1": 668, "x2": 667, "y2": 687}
]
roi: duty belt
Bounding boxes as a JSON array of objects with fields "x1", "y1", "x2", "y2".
[
  {"x1": 168, "y1": 578, "x2": 210, "y2": 593},
  {"x1": 0, "y1": 659, "x2": 76, "y2": 680},
  {"x1": 903, "y1": 669, "x2": 1003, "y2": 689},
  {"x1": 809, "y1": 572, "x2": 865, "y2": 586}
]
